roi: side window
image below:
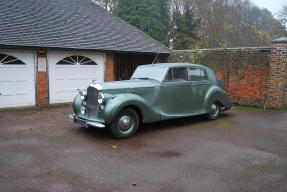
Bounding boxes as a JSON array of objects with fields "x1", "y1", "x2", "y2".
[
  {"x1": 164, "y1": 68, "x2": 188, "y2": 82},
  {"x1": 173, "y1": 68, "x2": 188, "y2": 81},
  {"x1": 189, "y1": 68, "x2": 207, "y2": 81}
]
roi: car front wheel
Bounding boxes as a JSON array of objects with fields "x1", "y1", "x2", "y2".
[
  {"x1": 207, "y1": 102, "x2": 221, "y2": 120},
  {"x1": 110, "y1": 108, "x2": 139, "y2": 139}
]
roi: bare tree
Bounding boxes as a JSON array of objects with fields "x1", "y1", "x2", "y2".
[
  {"x1": 91, "y1": 0, "x2": 118, "y2": 13},
  {"x1": 278, "y1": 5, "x2": 287, "y2": 29}
]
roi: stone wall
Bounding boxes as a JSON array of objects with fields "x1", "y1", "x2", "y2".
[{"x1": 170, "y1": 38, "x2": 287, "y2": 108}]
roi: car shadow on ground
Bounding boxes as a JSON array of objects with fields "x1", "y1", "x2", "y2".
[
  {"x1": 75, "y1": 112, "x2": 233, "y2": 140},
  {"x1": 138, "y1": 112, "x2": 233, "y2": 135}
]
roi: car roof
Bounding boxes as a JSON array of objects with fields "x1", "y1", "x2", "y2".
[{"x1": 139, "y1": 63, "x2": 208, "y2": 69}]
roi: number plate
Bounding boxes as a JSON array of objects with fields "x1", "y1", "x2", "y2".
[{"x1": 75, "y1": 118, "x2": 87, "y2": 127}]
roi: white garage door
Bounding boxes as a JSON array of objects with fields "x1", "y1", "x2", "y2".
[
  {"x1": 0, "y1": 50, "x2": 36, "y2": 108},
  {"x1": 48, "y1": 51, "x2": 105, "y2": 104}
]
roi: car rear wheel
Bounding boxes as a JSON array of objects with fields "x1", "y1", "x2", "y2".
[
  {"x1": 207, "y1": 102, "x2": 220, "y2": 120},
  {"x1": 110, "y1": 108, "x2": 139, "y2": 139}
]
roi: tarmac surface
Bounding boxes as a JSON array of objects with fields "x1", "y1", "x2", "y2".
[{"x1": 0, "y1": 105, "x2": 287, "y2": 192}]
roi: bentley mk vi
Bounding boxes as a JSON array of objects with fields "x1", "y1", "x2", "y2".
[{"x1": 70, "y1": 63, "x2": 232, "y2": 138}]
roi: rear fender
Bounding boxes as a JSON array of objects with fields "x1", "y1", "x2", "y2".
[{"x1": 204, "y1": 86, "x2": 232, "y2": 111}]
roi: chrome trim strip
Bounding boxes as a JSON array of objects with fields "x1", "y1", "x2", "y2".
[{"x1": 87, "y1": 122, "x2": 105, "y2": 128}]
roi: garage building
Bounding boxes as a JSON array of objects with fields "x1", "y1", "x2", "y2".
[{"x1": 0, "y1": 0, "x2": 170, "y2": 108}]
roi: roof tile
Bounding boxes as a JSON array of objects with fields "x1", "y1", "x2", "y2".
[{"x1": 0, "y1": 0, "x2": 170, "y2": 54}]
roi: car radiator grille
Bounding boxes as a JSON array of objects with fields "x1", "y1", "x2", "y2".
[{"x1": 86, "y1": 86, "x2": 99, "y2": 117}]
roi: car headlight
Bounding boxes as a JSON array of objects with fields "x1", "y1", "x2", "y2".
[
  {"x1": 98, "y1": 93, "x2": 105, "y2": 104},
  {"x1": 80, "y1": 106, "x2": 86, "y2": 115}
]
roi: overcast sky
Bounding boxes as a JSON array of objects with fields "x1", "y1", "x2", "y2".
[{"x1": 251, "y1": 0, "x2": 286, "y2": 15}]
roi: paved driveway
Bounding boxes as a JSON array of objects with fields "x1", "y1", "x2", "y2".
[{"x1": 0, "y1": 106, "x2": 287, "y2": 192}]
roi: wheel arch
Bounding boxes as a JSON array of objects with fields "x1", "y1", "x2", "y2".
[
  {"x1": 204, "y1": 86, "x2": 232, "y2": 111},
  {"x1": 103, "y1": 94, "x2": 159, "y2": 125}
]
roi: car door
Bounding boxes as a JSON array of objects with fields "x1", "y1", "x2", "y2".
[
  {"x1": 158, "y1": 67, "x2": 192, "y2": 120},
  {"x1": 189, "y1": 67, "x2": 210, "y2": 114}
]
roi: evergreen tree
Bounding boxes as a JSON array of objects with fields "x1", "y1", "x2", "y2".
[
  {"x1": 172, "y1": 7, "x2": 197, "y2": 49},
  {"x1": 115, "y1": 0, "x2": 169, "y2": 45}
]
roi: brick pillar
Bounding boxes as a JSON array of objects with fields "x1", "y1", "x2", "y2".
[
  {"x1": 36, "y1": 50, "x2": 49, "y2": 105},
  {"x1": 105, "y1": 53, "x2": 115, "y2": 82},
  {"x1": 267, "y1": 37, "x2": 287, "y2": 108}
]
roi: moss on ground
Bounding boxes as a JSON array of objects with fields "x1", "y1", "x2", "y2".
[
  {"x1": 233, "y1": 105, "x2": 287, "y2": 112},
  {"x1": 216, "y1": 119, "x2": 238, "y2": 127}
]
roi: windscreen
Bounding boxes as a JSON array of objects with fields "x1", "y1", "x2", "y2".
[{"x1": 131, "y1": 66, "x2": 168, "y2": 82}]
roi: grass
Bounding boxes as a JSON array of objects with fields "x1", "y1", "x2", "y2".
[{"x1": 233, "y1": 105, "x2": 287, "y2": 112}]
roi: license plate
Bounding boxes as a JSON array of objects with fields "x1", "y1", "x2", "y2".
[{"x1": 75, "y1": 118, "x2": 87, "y2": 127}]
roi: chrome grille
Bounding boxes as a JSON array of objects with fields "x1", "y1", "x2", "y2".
[{"x1": 86, "y1": 86, "x2": 99, "y2": 117}]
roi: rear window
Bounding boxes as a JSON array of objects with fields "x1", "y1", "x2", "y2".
[{"x1": 189, "y1": 68, "x2": 207, "y2": 81}]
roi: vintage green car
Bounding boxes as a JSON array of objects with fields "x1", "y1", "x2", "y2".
[{"x1": 70, "y1": 63, "x2": 232, "y2": 138}]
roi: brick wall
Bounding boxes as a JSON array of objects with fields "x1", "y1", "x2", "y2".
[
  {"x1": 105, "y1": 53, "x2": 115, "y2": 82},
  {"x1": 170, "y1": 39, "x2": 287, "y2": 108},
  {"x1": 36, "y1": 51, "x2": 49, "y2": 105},
  {"x1": 267, "y1": 40, "x2": 287, "y2": 108}
]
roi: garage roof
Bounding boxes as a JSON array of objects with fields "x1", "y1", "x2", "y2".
[{"x1": 0, "y1": 0, "x2": 170, "y2": 54}]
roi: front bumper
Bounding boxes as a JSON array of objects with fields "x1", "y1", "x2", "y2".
[{"x1": 69, "y1": 114, "x2": 105, "y2": 128}]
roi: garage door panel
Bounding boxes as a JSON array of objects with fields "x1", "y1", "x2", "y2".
[
  {"x1": 48, "y1": 52, "x2": 105, "y2": 104},
  {"x1": 0, "y1": 51, "x2": 35, "y2": 108}
]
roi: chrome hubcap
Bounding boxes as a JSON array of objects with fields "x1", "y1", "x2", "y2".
[
  {"x1": 119, "y1": 115, "x2": 132, "y2": 130},
  {"x1": 210, "y1": 104, "x2": 218, "y2": 115}
]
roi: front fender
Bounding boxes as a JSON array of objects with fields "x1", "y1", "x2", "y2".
[
  {"x1": 103, "y1": 93, "x2": 159, "y2": 125},
  {"x1": 73, "y1": 93, "x2": 83, "y2": 115},
  {"x1": 204, "y1": 86, "x2": 232, "y2": 111}
]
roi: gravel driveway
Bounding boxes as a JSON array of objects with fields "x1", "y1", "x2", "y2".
[{"x1": 0, "y1": 105, "x2": 287, "y2": 192}]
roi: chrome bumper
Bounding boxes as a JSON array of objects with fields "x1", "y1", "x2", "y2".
[{"x1": 69, "y1": 114, "x2": 105, "y2": 128}]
